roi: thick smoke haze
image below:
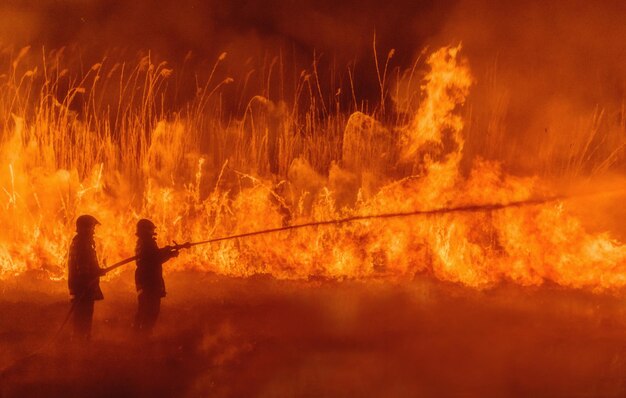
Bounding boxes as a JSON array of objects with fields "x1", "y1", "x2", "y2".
[
  {"x1": 0, "y1": 0, "x2": 454, "y2": 114},
  {"x1": 4, "y1": 275, "x2": 626, "y2": 397},
  {"x1": 3, "y1": 2, "x2": 626, "y2": 397},
  {"x1": 2, "y1": 0, "x2": 624, "y2": 174},
  {"x1": 0, "y1": 0, "x2": 449, "y2": 58},
  {"x1": 437, "y1": 1, "x2": 626, "y2": 174}
]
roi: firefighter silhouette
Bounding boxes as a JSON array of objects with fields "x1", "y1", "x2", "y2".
[
  {"x1": 133, "y1": 219, "x2": 181, "y2": 334},
  {"x1": 68, "y1": 214, "x2": 104, "y2": 340}
]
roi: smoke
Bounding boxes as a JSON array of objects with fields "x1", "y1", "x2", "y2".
[
  {"x1": 2, "y1": 274, "x2": 626, "y2": 397},
  {"x1": 0, "y1": 0, "x2": 455, "y2": 106},
  {"x1": 428, "y1": 0, "x2": 626, "y2": 175},
  {"x1": 0, "y1": 0, "x2": 446, "y2": 62},
  {"x1": 4, "y1": 0, "x2": 624, "y2": 174},
  {"x1": 2, "y1": 3, "x2": 626, "y2": 395},
  {"x1": 2, "y1": 1, "x2": 625, "y2": 116},
  {"x1": 406, "y1": 0, "x2": 626, "y2": 241}
]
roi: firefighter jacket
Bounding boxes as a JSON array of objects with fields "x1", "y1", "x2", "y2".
[
  {"x1": 135, "y1": 237, "x2": 175, "y2": 298},
  {"x1": 68, "y1": 234, "x2": 104, "y2": 301}
]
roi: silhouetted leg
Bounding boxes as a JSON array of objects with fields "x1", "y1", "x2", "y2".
[
  {"x1": 72, "y1": 299, "x2": 94, "y2": 340},
  {"x1": 134, "y1": 293, "x2": 148, "y2": 332},
  {"x1": 135, "y1": 293, "x2": 161, "y2": 334},
  {"x1": 144, "y1": 296, "x2": 161, "y2": 332}
]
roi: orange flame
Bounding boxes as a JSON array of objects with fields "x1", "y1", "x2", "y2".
[{"x1": 1, "y1": 45, "x2": 625, "y2": 291}]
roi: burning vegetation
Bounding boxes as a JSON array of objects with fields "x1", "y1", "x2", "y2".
[
  {"x1": 3, "y1": 1, "x2": 626, "y2": 396},
  {"x1": 0, "y1": 43, "x2": 625, "y2": 289}
]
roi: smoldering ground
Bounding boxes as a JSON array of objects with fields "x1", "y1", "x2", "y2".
[{"x1": 3, "y1": 272, "x2": 626, "y2": 397}]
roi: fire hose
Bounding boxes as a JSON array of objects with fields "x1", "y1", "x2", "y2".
[
  {"x1": 101, "y1": 194, "x2": 566, "y2": 275},
  {"x1": 0, "y1": 193, "x2": 580, "y2": 377}
]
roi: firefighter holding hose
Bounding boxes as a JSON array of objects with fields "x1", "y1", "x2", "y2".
[
  {"x1": 134, "y1": 219, "x2": 189, "y2": 335},
  {"x1": 68, "y1": 214, "x2": 105, "y2": 341}
]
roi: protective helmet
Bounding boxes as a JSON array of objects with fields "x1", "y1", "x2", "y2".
[
  {"x1": 76, "y1": 214, "x2": 100, "y2": 231},
  {"x1": 136, "y1": 218, "x2": 156, "y2": 236}
]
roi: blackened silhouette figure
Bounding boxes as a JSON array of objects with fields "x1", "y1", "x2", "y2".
[
  {"x1": 68, "y1": 214, "x2": 104, "y2": 341},
  {"x1": 133, "y1": 219, "x2": 180, "y2": 335}
]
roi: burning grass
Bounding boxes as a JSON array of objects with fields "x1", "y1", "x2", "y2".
[{"x1": 0, "y1": 44, "x2": 625, "y2": 290}]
